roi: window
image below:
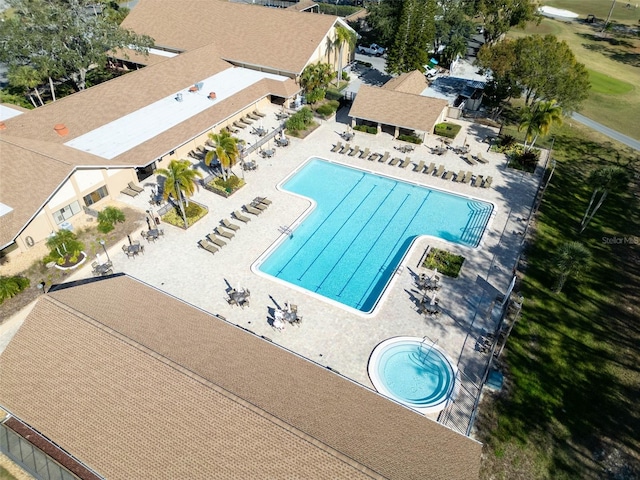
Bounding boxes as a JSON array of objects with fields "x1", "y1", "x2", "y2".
[
  {"x1": 53, "y1": 201, "x2": 81, "y2": 225},
  {"x1": 83, "y1": 186, "x2": 109, "y2": 207}
]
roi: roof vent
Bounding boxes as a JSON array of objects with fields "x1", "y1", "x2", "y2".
[
  {"x1": 208, "y1": 92, "x2": 217, "y2": 100},
  {"x1": 175, "y1": 93, "x2": 183, "y2": 102},
  {"x1": 0, "y1": 122, "x2": 6, "y2": 130},
  {"x1": 54, "y1": 124, "x2": 69, "y2": 136},
  {"x1": 188, "y1": 85, "x2": 198, "y2": 93},
  {"x1": 195, "y1": 82, "x2": 204, "y2": 91}
]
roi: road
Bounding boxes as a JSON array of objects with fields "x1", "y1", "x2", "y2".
[{"x1": 571, "y1": 113, "x2": 640, "y2": 152}]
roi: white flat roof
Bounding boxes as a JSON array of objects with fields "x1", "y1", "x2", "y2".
[
  {"x1": 65, "y1": 67, "x2": 288, "y2": 160},
  {"x1": 0, "y1": 202, "x2": 14, "y2": 218},
  {"x1": 0, "y1": 104, "x2": 24, "y2": 121},
  {"x1": 148, "y1": 48, "x2": 179, "y2": 58}
]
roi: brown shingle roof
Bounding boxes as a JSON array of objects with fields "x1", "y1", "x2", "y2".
[
  {"x1": 382, "y1": 70, "x2": 428, "y2": 94},
  {"x1": 120, "y1": 0, "x2": 338, "y2": 74},
  {"x1": 0, "y1": 276, "x2": 481, "y2": 480},
  {"x1": 349, "y1": 84, "x2": 449, "y2": 133}
]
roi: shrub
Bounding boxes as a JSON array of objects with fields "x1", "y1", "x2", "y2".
[
  {"x1": 44, "y1": 230, "x2": 84, "y2": 264},
  {"x1": 509, "y1": 148, "x2": 540, "y2": 173},
  {"x1": 206, "y1": 176, "x2": 245, "y2": 197},
  {"x1": 342, "y1": 71, "x2": 350, "y2": 81},
  {"x1": 422, "y1": 248, "x2": 465, "y2": 278},
  {"x1": 353, "y1": 124, "x2": 377, "y2": 134},
  {"x1": 434, "y1": 122, "x2": 461, "y2": 139},
  {"x1": 306, "y1": 87, "x2": 326, "y2": 104},
  {"x1": 495, "y1": 134, "x2": 517, "y2": 152},
  {"x1": 162, "y1": 202, "x2": 208, "y2": 228},
  {"x1": 315, "y1": 100, "x2": 340, "y2": 118},
  {"x1": 0, "y1": 276, "x2": 30, "y2": 304},
  {"x1": 97, "y1": 206, "x2": 126, "y2": 233},
  {"x1": 285, "y1": 107, "x2": 315, "y2": 133},
  {"x1": 398, "y1": 134, "x2": 422, "y2": 144}
]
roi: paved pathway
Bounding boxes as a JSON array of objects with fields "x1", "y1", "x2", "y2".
[{"x1": 572, "y1": 112, "x2": 640, "y2": 151}]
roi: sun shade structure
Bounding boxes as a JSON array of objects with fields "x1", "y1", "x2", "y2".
[{"x1": 0, "y1": 276, "x2": 482, "y2": 480}]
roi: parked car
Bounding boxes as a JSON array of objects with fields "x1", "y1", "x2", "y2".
[
  {"x1": 357, "y1": 43, "x2": 385, "y2": 56},
  {"x1": 424, "y1": 66, "x2": 438, "y2": 79}
]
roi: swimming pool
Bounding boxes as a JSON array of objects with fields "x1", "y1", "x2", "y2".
[
  {"x1": 257, "y1": 158, "x2": 493, "y2": 313},
  {"x1": 368, "y1": 337, "x2": 458, "y2": 415}
]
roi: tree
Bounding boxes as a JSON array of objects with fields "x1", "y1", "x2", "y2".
[
  {"x1": 434, "y1": 0, "x2": 474, "y2": 65},
  {"x1": 333, "y1": 25, "x2": 356, "y2": 85},
  {"x1": 517, "y1": 100, "x2": 563, "y2": 151},
  {"x1": 385, "y1": 0, "x2": 436, "y2": 74},
  {"x1": 45, "y1": 230, "x2": 84, "y2": 262},
  {"x1": 8, "y1": 66, "x2": 44, "y2": 107},
  {"x1": 469, "y1": 0, "x2": 537, "y2": 45},
  {"x1": 205, "y1": 130, "x2": 240, "y2": 182},
  {"x1": 0, "y1": 0, "x2": 153, "y2": 92},
  {"x1": 97, "y1": 206, "x2": 126, "y2": 233},
  {"x1": 553, "y1": 241, "x2": 592, "y2": 293},
  {"x1": 156, "y1": 160, "x2": 202, "y2": 229},
  {"x1": 477, "y1": 35, "x2": 590, "y2": 113},
  {"x1": 579, "y1": 166, "x2": 628, "y2": 234},
  {"x1": 299, "y1": 62, "x2": 335, "y2": 104}
]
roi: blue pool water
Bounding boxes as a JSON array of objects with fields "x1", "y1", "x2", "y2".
[
  {"x1": 375, "y1": 341, "x2": 456, "y2": 410},
  {"x1": 258, "y1": 159, "x2": 492, "y2": 312}
]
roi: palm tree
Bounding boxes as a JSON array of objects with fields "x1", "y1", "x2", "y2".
[
  {"x1": 333, "y1": 25, "x2": 356, "y2": 85},
  {"x1": 204, "y1": 130, "x2": 240, "y2": 181},
  {"x1": 553, "y1": 241, "x2": 592, "y2": 293},
  {"x1": 518, "y1": 100, "x2": 563, "y2": 151},
  {"x1": 8, "y1": 65, "x2": 44, "y2": 107},
  {"x1": 579, "y1": 166, "x2": 628, "y2": 234},
  {"x1": 156, "y1": 160, "x2": 203, "y2": 229},
  {"x1": 299, "y1": 62, "x2": 335, "y2": 104}
]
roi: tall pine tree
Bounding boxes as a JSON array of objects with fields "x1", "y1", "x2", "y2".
[{"x1": 385, "y1": 0, "x2": 436, "y2": 74}]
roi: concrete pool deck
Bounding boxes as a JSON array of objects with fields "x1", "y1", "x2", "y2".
[{"x1": 64, "y1": 109, "x2": 542, "y2": 429}]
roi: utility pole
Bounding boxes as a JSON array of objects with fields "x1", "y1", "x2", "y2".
[{"x1": 602, "y1": 0, "x2": 617, "y2": 32}]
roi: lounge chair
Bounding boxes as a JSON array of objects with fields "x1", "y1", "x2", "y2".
[
  {"x1": 435, "y1": 164, "x2": 445, "y2": 177},
  {"x1": 120, "y1": 187, "x2": 139, "y2": 197},
  {"x1": 247, "y1": 112, "x2": 260, "y2": 121},
  {"x1": 226, "y1": 125, "x2": 239, "y2": 134},
  {"x1": 198, "y1": 239, "x2": 219, "y2": 255},
  {"x1": 348, "y1": 145, "x2": 360, "y2": 157},
  {"x1": 206, "y1": 233, "x2": 227, "y2": 248},
  {"x1": 443, "y1": 170, "x2": 454, "y2": 180},
  {"x1": 128, "y1": 182, "x2": 144, "y2": 193},
  {"x1": 222, "y1": 218, "x2": 240, "y2": 231},
  {"x1": 368, "y1": 152, "x2": 380, "y2": 162},
  {"x1": 472, "y1": 175, "x2": 484, "y2": 187},
  {"x1": 244, "y1": 204, "x2": 262, "y2": 215},
  {"x1": 476, "y1": 152, "x2": 489, "y2": 164},
  {"x1": 215, "y1": 226, "x2": 234, "y2": 239},
  {"x1": 240, "y1": 116, "x2": 253, "y2": 125},
  {"x1": 413, "y1": 160, "x2": 425, "y2": 173},
  {"x1": 233, "y1": 210, "x2": 251, "y2": 223},
  {"x1": 253, "y1": 109, "x2": 266, "y2": 117},
  {"x1": 233, "y1": 121, "x2": 246, "y2": 129},
  {"x1": 359, "y1": 147, "x2": 370, "y2": 159},
  {"x1": 252, "y1": 201, "x2": 268, "y2": 211},
  {"x1": 463, "y1": 171, "x2": 473, "y2": 183},
  {"x1": 389, "y1": 157, "x2": 400, "y2": 166},
  {"x1": 339, "y1": 143, "x2": 351, "y2": 154},
  {"x1": 255, "y1": 196, "x2": 272, "y2": 205},
  {"x1": 482, "y1": 176, "x2": 493, "y2": 188},
  {"x1": 400, "y1": 157, "x2": 411, "y2": 168},
  {"x1": 331, "y1": 141, "x2": 343, "y2": 153},
  {"x1": 464, "y1": 153, "x2": 477, "y2": 166},
  {"x1": 379, "y1": 151, "x2": 390, "y2": 163},
  {"x1": 454, "y1": 170, "x2": 466, "y2": 183},
  {"x1": 424, "y1": 162, "x2": 436, "y2": 175}
]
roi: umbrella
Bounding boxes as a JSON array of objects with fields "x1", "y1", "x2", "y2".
[
  {"x1": 430, "y1": 294, "x2": 437, "y2": 306},
  {"x1": 146, "y1": 217, "x2": 151, "y2": 230},
  {"x1": 433, "y1": 267, "x2": 438, "y2": 278},
  {"x1": 127, "y1": 235, "x2": 132, "y2": 246}
]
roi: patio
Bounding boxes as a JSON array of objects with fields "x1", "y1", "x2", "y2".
[{"x1": 68, "y1": 109, "x2": 543, "y2": 430}]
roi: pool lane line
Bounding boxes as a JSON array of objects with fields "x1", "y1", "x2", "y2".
[
  {"x1": 299, "y1": 183, "x2": 381, "y2": 285},
  {"x1": 273, "y1": 172, "x2": 367, "y2": 276},
  {"x1": 314, "y1": 184, "x2": 401, "y2": 295}
]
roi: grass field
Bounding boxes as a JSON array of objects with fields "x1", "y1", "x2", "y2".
[
  {"x1": 508, "y1": 17, "x2": 640, "y2": 139},
  {"x1": 543, "y1": 0, "x2": 640, "y2": 25},
  {"x1": 478, "y1": 116, "x2": 640, "y2": 479}
]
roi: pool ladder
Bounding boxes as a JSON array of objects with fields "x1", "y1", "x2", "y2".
[
  {"x1": 278, "y1": 225, "x2": 293, "y2": 237},
  {"x1": 419, "y1": 337, "x2": 438, "y2": 363}
]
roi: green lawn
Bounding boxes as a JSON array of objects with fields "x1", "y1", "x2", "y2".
[
  {"x1": 542, "y1": 0, "x2": 640, "y2": 24},
  {"x1": 478, "y1": 123, "x2": 640, "y2": 479},
  {"x1": 588, "y1": 69, "x2": 635, "y2": 94}
]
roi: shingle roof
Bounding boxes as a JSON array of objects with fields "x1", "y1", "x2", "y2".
[
  {"x1": 349, "y1": 84, "x2": 449, "y2": 133},
  {"x1": 120, "y1": 0, "x2": 338, "y2": 74},
  {"x1": 382, "y1": 70, "x2": 428, "y2": 94},
  {"x1": 0, "y1": 276, "x2": 481, "y2": 480}
]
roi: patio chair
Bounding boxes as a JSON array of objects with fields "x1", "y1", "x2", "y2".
[
  {"x1": 233, "y1": 121, "x2": 246, "y2": 129},
  {"x1": 463, "y1": 171, "x2": 473, "y2": 183},
  {"x1": 359, "y1": 147, "x2": 370, "y2": 159},
  {"x1": 424, "y1": 162, "x2": 436, "y2": 175},
  {"x1": 482, "y1": 176, "x2": 493, "y2": 188},
  {"x1": 435, "y1": 164, "x2": 445, "y2": 177},
  {"x1": 247, "y1": 112, "x2": 260, "y2": 121},
  {"x1": 244, "y1": 204, "x2": 262, "y2": 216},
  {"x1": 128, "y1": 182, "x2": 144, "y2": 193},
  {"x1": 252, "y1": 201, "x2": 268, "y2": 211},
  {"x1": 472, "y1": 175, "x2": 484, "y2": 187},
  {"x1": 339, "y1": 143, "x2": 351, "y2": 154},
  {"x1": 379, "y1": 151, "x2": 390, "y2": 163},
  {"x1": 222, "y1": 218, "x2": 240, "y2": 231},
  {"x1": 226, "y1": 125, "x2": 239, "y2": 134},
  {"x1": 413, "y1": 160, "x2": 425, "y2": 173},
  {"x1": 368, "y1": 152, "x2": 380, "y2": 162},
  {"x1": 348, "y1": 145, "x2": 360, "y2": 157},
  {"x1": 400, "y1": 157, "x2": 411, "y2": 168},
  {"x1": 443, "y1": 170, "x2": 454, "y2": 180},
  {"x1": 215, "y1": 226, "x2": 234, "y2": 239},
  {"x1": 198, "y1": 239, "x2": 219, "y2": 255},
  {"x1": 253, "y1": 109, "x2": 266, "y2": 117},
  {"x1": 464, "y1": 153, "x2": 477, "y2": 166},
  {"x1": 233, "y1": 210, "x2": 251, "y2": 223},
  {"x1": 122, "y1": 244, "x2": 136, "y2": 258},
  {"x1": 454, "y1": 170, "x2": 466, "y2": 183},
  {"x1": 331, "y1": 141, "x2": 343, "y2": 153},
  {"x1": 241, "y1": 116, "x2": 253, "y2": 125},
  {"x1": 476, "y1": 152, "x2": 489, "y2": 164},
  {"x1": 389, "y1": 157, "x2": 400, "y2": 166},
  {"x1": 206, "y1": 233, "x2": 226, "y2": 248},
  {"x1": 120, "y1": 187, "x2": 139, "y2": 197},
  {"x1": 255, "y1": 196, "x2": 272, "y2": 206}
]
